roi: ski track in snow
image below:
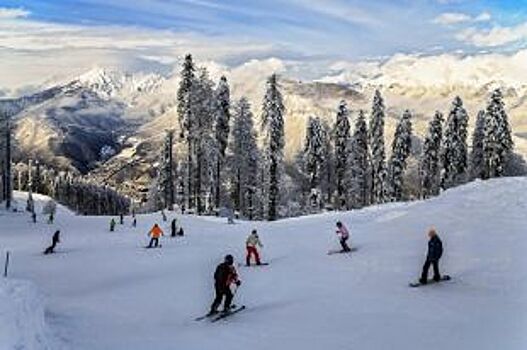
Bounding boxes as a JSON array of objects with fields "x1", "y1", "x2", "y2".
[{"x1": 1, "y1": 178, "x2": 527, "y2": 349}]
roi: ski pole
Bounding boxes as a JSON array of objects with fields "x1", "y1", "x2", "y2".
[{"x1": 4, "y1": 251, "x2": 10, "y2": 278}]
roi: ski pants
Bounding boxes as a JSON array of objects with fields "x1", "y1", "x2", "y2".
[
  {"x1": 421, "y1": 259, "x2": 441, "y2": 282},
  {"x1": 148, "y1": 237, "x2": 159, "y2": 248},
  {"x1": 246, "y1": 246, "x2": 261, "y2": 266},
  {"x1": 340, "y1": 237, "x2": 351, "y2": 252},
  {"x1": 210, "y1": 284, "x2": 233, "y2": 312}
]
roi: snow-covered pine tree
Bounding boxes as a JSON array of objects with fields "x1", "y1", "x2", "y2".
[
  {"x1": 176, "y1": 54, "x2": 196, "y2": 211},
  {"x1": 302, "y1": 116, "x2": 325, "y2": 211},
  {"x1": 333, "y1": 100, "x2": 351, "y2": 209},
  {"x1": 419, "y1": 111, "x2": 444, "y2": 198},
  {"x1": 348, "y1": 110, "x2": 369, "y2": 209},
  {"x1": 261, "y1": 74, "x2": 285, "y2": 221},
  {"x1": 387, "y1": 110, "x2": 413, "y2": 202},
  {"x1": 0, "y1": 110, "x2": 12, "y2": 209},
  {"x1": 319, "y1": 119, "x2": 334, "y2": 208},
  {"x1": 229, "y1": 97, "x2": 260, "y2": 219},
  {"x1": 441, "y1": 96, "x2": 469, "y2": 189},
  {"x1": 214, "y1": 76, "x2": 231, "y2": 210},
  {"x1": 369, "y1": 90, "x2": 387, "y2": 204},
  {"x1": 470, "y1": 110, "x2": 486, "y2": 180},
  {"x1": 483, "y1": 89, "x2": 514, "y2": 178},
  {"x1": 157, "y1": 129, "x2": 175, "y2": 210},
  {"x1": 193, "y1": 68, "x2": 217, "y2": 215}
]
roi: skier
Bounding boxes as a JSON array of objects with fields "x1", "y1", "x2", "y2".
[
  {"x1": 171, "y1": 218, "x2": 177, "y2": 237},
  {"x1": 245, "y1": 229, "x2": 263, "y2": 266},
  {"x1": 147, "y1": 223, "x2": 164, "y2": 248},
  {"x1": 48, "y1": 212, "x2": 54, "y2": 224},
  {"x1": 44, "y1": 230, "x2": 60, "y2": 255},
  {"x1": 419, "y1": 228, "x2": 443, "y2": 284},
  {"x1": 335, "y1": 221, "x2": 351, "y2": 252},
  {"x1": 110, "y1": 218, "x2": 116, "y2": 232},
  {"x1": 132, "y1": 217, "x2": 137, "y2": 227},
  {"x1": 31, "y1": 211, "x2": 37, "y2": 223},
  {"x1": 120, "y1": 213, "x2": 124, "y2": 225},
  {"x1": 161, "y1": 210, "x2": 167, "y2": 222},
  {"x1": 209, "y1": 255, "x2": 241, "y2": 315}
]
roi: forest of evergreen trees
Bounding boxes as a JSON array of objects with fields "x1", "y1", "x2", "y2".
[
  {"x1": 155, "y1": 54, "x2": 525, "y2": 220},
  {"x1": 1, "y1": 54, "x2": 526, "y2": 219}
]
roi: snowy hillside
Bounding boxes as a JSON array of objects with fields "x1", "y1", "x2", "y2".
[{"x1": 1, "y1": 178, "x2": 526, "y2": 349}]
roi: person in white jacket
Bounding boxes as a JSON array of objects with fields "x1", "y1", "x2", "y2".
[
  {"x1": 246, "y1": 229, "x2": 263, "y2": 266},
  {"x1": 336, "y1": 221, "x2": 351, "y2": 252}
]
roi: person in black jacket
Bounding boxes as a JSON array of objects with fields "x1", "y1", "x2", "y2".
[
  {"x1": 209, "y1": 255, "x2": 241, "y2": 315},
  {"x1": 419, "y1": 228, "x2": 443, "y2": 284},
  {"x1": 44, "y1": 230, "x2": 61, "y2": 255}
]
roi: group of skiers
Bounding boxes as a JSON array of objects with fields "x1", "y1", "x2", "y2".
[
  {"x1": 207, "y1": 221, "x2": 445, "y2": 315},
  {"x1": 38, "y1": 208, "x2": 445, "y2": 315}
]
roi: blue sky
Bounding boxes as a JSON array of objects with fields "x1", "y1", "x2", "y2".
[
  {"x1": 1, "y1": 0, "x2": 527, "y2": 94},
  {"x1": 3, "y1": 0, "x2": 527, "y2": 60}
]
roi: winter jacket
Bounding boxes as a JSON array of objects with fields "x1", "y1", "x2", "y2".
[
  {"x1": 149, "y1": 226, "x2": 164, "y2": 238},
  {"x1": 246, "y1": 233, "x2": 263, "y2": 248},
  {"x1": 214, "y1": 262, "x2": 239, "y2": 288},
  {"x1": 427, "y1": 235, "x2": 443, "y2": 262},
  {"x1": 336, "y1": 224, "x2": 350, "y2": 239}
]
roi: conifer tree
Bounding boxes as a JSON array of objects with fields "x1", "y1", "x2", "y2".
[
  {"x1": 387, "y1": 110, "x2": 413, "y2": 202},
  {"x1": 214, "y1": 76, "x2": 231, "y2": 209},
  {"x1": 334, "y1": 100, "x2": 351, "y2": 209},
  {"x1": 261, "y1": 74, "x2": 285, "y2": 221},
  {"x1": 369, "y1": 90, "x2": 387, "y2": 204},
  {"x1": 441, "y1": 96, "x2": 469, "y2": 189},
  {"x1": 484, "y1": 89, "x2": 514, "y2": 178},
  {"x1": 420, "y1": 111, "x2": 444, "y2": 198},
  {"x1": 349, "y1": 110, "x2": 369, "y2": 208},
  {"x1": 470, "y1": 110, "x2": 486, "y2": 180}
]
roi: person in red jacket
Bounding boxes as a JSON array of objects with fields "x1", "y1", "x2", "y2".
[{"x1": 209, "y1": 255, "x2": 241, "y2": 315}]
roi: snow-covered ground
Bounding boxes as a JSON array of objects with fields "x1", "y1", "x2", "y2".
[{"x1": 1, "y1": 178, "x2": 527, "y2": 350}]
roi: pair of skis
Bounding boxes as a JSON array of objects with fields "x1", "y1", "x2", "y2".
[{"x1": 195, "y1": 305, "x2": 246, "y2": 322}]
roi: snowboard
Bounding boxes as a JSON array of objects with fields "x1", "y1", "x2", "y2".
[
  {"x1": 210, "y1": 305, "x2": 246, "y2": 322},
  {"x1": 409, "y1": 275, "x2": 451, "y2": 288},
  {"x1": 241, "y1": 262, "x2": 270, "y2": 267},
  {"x1": 327, "y1": 247, "x2": 358, "y2": 255},
  {"x1": 144, "y1": 245, "x2": 163, "y2": 249}
]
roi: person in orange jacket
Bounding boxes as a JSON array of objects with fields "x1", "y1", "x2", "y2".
[{"x1": 147, "y1": 224, "x2": 164, "y2": 248}]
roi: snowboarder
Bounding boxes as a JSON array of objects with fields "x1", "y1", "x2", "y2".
[
  {"x1": 147, "y1": 224, "x2": 164, "y2": 248},
  {"x1": 419, "y1": 228, "x2": 443, "y2": 284},
  {"x1": 246, "y1": 229, "x2": 263, "y2": 266},
  {"x1": 171, "y1": 218, "x2": 177, "y2": 237},
  {"x1": 209, "y1": 255, "x2": 241, "y2": 315},
  {"x1": 44, "y1": 230, "x2": 60, "y2": 255},
  {"x1": 336, "y1": 221, "x2": 351, "y2": 252},
  {"x1": 110, "y1": 218, "x2": 116, "y2": 232}
]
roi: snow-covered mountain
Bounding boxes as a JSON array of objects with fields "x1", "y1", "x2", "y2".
[
  {"x1": 3, "y1": 57, "x2": 527, "y2": 193},
  {"x1": 2, "y1": 177, "x2": 526, "y2": 349}
]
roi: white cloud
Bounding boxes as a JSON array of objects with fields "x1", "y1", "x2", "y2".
[
  {"x1": 433, "y1": 12, "x2": 472, "y2": 25},
  {"x1": 474, "y1": 12, "x2": 491, "y2": 22},
  {"x1": 0, "y1": 7, "x2": 30, "y2": 19},
  {"x1": 456, "y1": 22, "x2": 527, "y2": 47},
  {"x1": 433, "y1": 11, "x2": 491, "y2": 26}
]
